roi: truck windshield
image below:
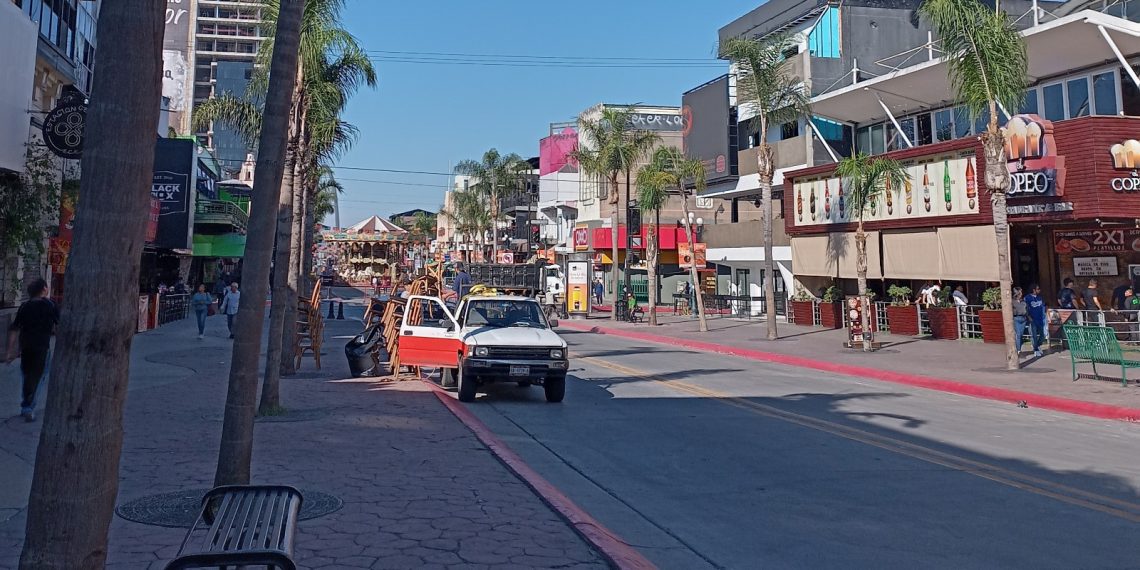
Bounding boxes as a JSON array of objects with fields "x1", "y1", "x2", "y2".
[{"x1": 465, "y1": 300, "x2": 547, "y2": 328}]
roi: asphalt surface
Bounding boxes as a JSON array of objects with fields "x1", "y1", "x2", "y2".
[{"x1": 459, "y1": 327, "x2": 1140, "y2": 570}]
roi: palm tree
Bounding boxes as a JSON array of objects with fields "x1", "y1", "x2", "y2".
[
  {"x1": 440, "y1": 190, "x2": 489, "y2": 263},
  {"x1": 721, "y1": 34, "x2": 812, "y2": 341},
  {"x1": 636, "y1": 155, "x2": 670, "y2": 326},
  {"x1": 637, "y1": 147, "x2": 709, "y2": 331},
  {"x1": 836, "y1": 154, "x2": 907, "y2": 352},
  {"x1": 18, "y1": 2, "x2": 164, "y2": 567},
  {"x1": 454, "y1": 149, "x2": 530, "y2": 262},
  {"x1": 572, "y1": 107, "x2": 660, "y2": 319},
  {"x1": 921, "y1": 0, "x2": 1027, "y2": 370},
  {"x1": 213, "y1": 0, "x2": 306, "y2": 488}
]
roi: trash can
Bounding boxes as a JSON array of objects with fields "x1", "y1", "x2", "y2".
[{"x1": 345, "y1": 324, "x2": 384, "y2": 377}]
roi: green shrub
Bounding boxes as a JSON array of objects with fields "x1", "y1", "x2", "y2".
[
  {"x1": 887, "y1": 285, "x2": 912, "y2": 306},
  {"x1": 982, "y1": 287, "x2": 1002, "y2": 310}
]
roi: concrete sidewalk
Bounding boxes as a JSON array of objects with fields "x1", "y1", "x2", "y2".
[
  {"x1": 562, "y1": 314, "x2": 1140, "y2": 421},
  {"x1": 0, "y1": 314, "x2": 609, "y2": 569}
]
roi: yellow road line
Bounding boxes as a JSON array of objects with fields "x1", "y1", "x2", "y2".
[{"x1": 576, "y1": 354, "x2": 1140, "y2": 523}]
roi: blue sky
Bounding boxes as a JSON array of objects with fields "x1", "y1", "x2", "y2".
[{"x1": 329, "y1": 0, "x2": 762, "y2": 225}]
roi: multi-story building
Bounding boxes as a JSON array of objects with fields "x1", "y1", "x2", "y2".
[{"x1": 537, "y1": 123, "x2": 580, "y2": 258}]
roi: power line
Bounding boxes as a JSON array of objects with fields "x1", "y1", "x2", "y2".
[
  {"x1": 336, "y1": 177, "x2": 449, "y2": 188},
  {"x1": 334, "y1": 165, "x2": 453, "y2": 176},
  {"x1": 368, "y1": 57, "x2": 724, "y2": 69},
  {"x1": 366, "y1": 49, "x2": 720, "y2": 62}
]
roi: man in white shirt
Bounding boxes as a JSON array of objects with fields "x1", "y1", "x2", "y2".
[
  {"x1": 220, "y1": 282, "x2": 241, "y2": 339},
  {"x1": 952, "y1": 284, "x2": 969, "y2": 307}
]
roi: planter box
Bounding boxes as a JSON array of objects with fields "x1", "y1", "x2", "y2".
[
  {"x1": 979, "y1": 309, "x2": 1005, "y2": 344},
  {"x1": 886, "y1": 304, "x2": 919, "y2": 336},
  {"x1": 790, "y1": 300, "x2": 814, "y2": 326},
  {"x1": 927, "y1": 307, "x2": 960, "y2": 340},
  {"x1": 818, "y1": 301, "x2": 842, "y2": 329}
]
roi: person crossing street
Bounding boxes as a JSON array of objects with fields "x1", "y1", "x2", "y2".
[{"x1": 4, "y1": 279, "x2": 59, "y2": 422}]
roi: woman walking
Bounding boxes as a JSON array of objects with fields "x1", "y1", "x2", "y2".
[
  {"x1": 1011, "y1": 287, "x2": 1030, "y2": 357},
  {"x1": 191, "y1": 284, "x2": 213, "y2": 339}
]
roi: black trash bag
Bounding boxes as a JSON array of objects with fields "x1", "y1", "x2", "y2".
[{"x1": 345, "y1": 324, "x2": 384, "y2": 377}]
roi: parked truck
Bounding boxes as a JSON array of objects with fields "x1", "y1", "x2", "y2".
[{"x1": 464, "y1": 262, "x2": 564, "y2": 298}]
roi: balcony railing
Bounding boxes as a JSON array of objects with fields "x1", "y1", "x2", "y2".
[{"x1": 195, "y1": 199, "x2": 249, "y2": 231}]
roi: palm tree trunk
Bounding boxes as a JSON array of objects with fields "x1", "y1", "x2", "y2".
[
  {"x1": 758, "y1": 142, "x2": 778, "y2": 340},
  {"x1": 260, "y1": 144, "x2": 296, "y2": 415},
  {"x1": 280, "y1": 158, "x2": 303, "y2": 377},
  {"x1": 302, "y1": 182, "x2": 316, "y2": 291},
  {"x1": 680, "y1": 195, "x2": 708, "y2": 332},
  {"x1": 647, "y1": 222, "x2": 658, "y2": 326},
  {"x1": 610, "y1": 175, "x2": 620, "y2": 320},
  {"x1": 623, "y1": 169, "x2": 632, "y2": 295},
  {"x1": 983, "y1": 128, "x2": 1018, "y2": 370},
  {"x1": 18, "y1": 2, "x2": 163, "y2": 568},
  {"x1": 856, "y1": 224, "x2": 872, "y2": 352},
  {"x1": 214, "y1": 0, "x2": 305, "y2": 487}
]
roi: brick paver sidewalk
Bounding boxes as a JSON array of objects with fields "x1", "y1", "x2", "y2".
[
  {"x1": 567, "y1": 313, "x2": 1140, "y2": 416},
  {"x1": 0, "y1": 315, "x2": 608, "y2": 569}
]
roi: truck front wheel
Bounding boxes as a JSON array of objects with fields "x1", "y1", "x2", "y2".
[
  {"x1": 544, "y1": 375, "x2": 565, "y2": 403},
  {"x1": 457, "y1": 363, "x2": 477, "y2": 402}
]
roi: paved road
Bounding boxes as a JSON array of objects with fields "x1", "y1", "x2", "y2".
[{"x1": 461, "y1": 328, "x2": 1140, "y2": 569}]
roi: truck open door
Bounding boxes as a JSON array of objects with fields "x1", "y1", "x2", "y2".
[{"x1": 399, "y1": 296, "x2": 463, "y2": 368}]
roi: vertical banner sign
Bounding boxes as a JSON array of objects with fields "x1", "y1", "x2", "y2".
[
  {"x1": 151, "y1": 138, "x2": 195, "y2": 249},
  {"x1": 163, "y1": 0, "x2": 194, "y2": 134},
  {"x1": 567, "y1": 261, "x2": 590, "y2": 316},
  {"x1": 847, "y1": 296, "x2": 875, "y2": 345}
]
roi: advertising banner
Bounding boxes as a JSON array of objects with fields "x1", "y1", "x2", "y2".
[
  {"x1": 792, "y1": 150, "x2": 980, "y2": 227},
  {"x1": 682, "y1": 75, "x2": 737, "y2": 184},
  {"x1": 566, "y1": 261, "x2": 590, "y2": 315},
  {"x1": 678, "y1": 242, "x2": 707, "y2": 270},
  {"x1": 151, "y1": 138, "x2": 196, "y2": 249},
  {"x1": 1053, "y1": 228, "x2": 1140, "y2": 254},
  {"x1": 163, "y1": 0, "x2": 194, "y2": 134}
]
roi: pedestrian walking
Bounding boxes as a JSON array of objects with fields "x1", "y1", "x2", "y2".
[
  {"x1": 452, "y1": 263, "x2": 472, "y2": 298},
  {"x1": 592, "y1": 278, "x2": 604, "y2": 306},
  {"x1": 1080, "y1": 278, "x2": 1103, "y2": 324},
  {"x1": 213, "y1": 276, "x2": 227, "y2": 303},
  {"x1": 190, "y1": 284, "x2": 212, "y2": 338},
  {"x1": 4, "y1": 279, "x2": 58, "y2": 422},
  {"x1": 220, "y1": 281, "x2": 241, "y2": 339},
  {"x1": 1011, "y1": 287, "x2": 1030, "y2": 357},
  {"x1": 1025, "y1": 284, "x2": 1047, "y2": 356},
  {"x1": 1058, "y1": 277, "x2": 1077, "y2": 309}
]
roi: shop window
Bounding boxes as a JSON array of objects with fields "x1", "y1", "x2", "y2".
[
  {"x1": 916, "y1": 113, "x2": 933, "y2": 145},
  {"x1": 856, "y1": 126, "x2": 870, "y2": 154},
  {"x1": 1067, "y1": 77, "x2": 1090, "y2": 117},
  {"x1": 934, "y1": 109, "x2": 953, "y2": 142},
  {"x1": 890, "y1": 117, "x2": 915, "y2": 149},
  {"x1": 808, "y1": 6, "x2": 840, "y2": 58},
  {"x1": 1042, "y1": 83, "x2": 1065, "y2": 121},
  {"x1": 1093, "y1": 72, "x2": 1118, "y2": 116},
  {"x1": 781, "y1": 121, "x2": 800, "y2": 140},
  {"x1": 1019, "y1": 88, "x2": 1039, "y2": 115},
  {"x1": 954, "y1": 106, "x2": 971, "y2": 138},
  {"x1": 870, "y1": 124, "x2": 886, "y2": 155},
  {"x1": 1122, "y1": 69, "x2": 1140, "y2": 116}
]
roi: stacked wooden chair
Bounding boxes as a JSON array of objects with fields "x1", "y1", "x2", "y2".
[
  {"x1": 374, "y1": 271, "x2": 445, "y2": 380},
  {"x1": 294, "y1": 280, "x2": 324, "y2": 370}
]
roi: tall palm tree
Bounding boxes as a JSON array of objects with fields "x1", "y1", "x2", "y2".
[
  {"x1": 722, "y1": 34, "x2": 812, "y2": 341},
  {"x1": 922, "y1": 0, "x2": 1027, "y2": 370},
  {"x1": 836, "y1": 154, "x2": 907, "y2": 352},
  {"x1": 454, "y1": 149, "x2": 530, "y2": 262},
  {"x1": 572, "y1": 107, "x2": 659, "y2": 319},
  {"x1": 18, "y1": 2, "x2": 164, "y2": 567},
  {"x1": 213, "y1": 0, "x2": 306, "y2": 487},
  {"x1": 440, "y1": 190, "x2": 489, "y2": 263},
  {"x1": 636, "y1": 155, "x2": 671, "y2": 326},
  {"x1": 638, "y1": 147, "x2": 709, "y2": 332}
]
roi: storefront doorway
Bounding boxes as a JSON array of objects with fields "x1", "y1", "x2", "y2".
[{"x1": 1014, "y1": 234, "x2": 1040, "y2": 289}]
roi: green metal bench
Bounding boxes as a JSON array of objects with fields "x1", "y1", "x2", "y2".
[{"x1": 1062, "y1": 324, "x2": 1140, "y2": 386}]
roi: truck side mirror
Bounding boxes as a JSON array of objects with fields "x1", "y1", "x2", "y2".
[{"x1": 548, "y1": 319, "x2": 559, "y2": 328}]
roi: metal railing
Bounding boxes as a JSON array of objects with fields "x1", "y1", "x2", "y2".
[
  {"x1": 195, "y1": 199, "x2": 250, "y2": 231},
  {"x1": 157, "y1": 294, "x2": 189, "y2": 326},
  {"x1": 874, "y1": 301, "x2": 891, "y2": 332}
]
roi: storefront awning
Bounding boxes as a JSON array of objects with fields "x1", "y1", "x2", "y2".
[
  {"x1": 833, "y1": 231, "x2": 882, "y2": 279},
  {"x1": 791, "y1": 235, "x2": 836, "y2": 277},
  {"x1": 883, "y1": 230, "x2": 941, "y2": 280},
  {"x1": 938, "y1": 226, "x2": 1000, "y2": 281},
  {"x1": 811, "y1": 10, "x2": 1140, "y2": 125}
]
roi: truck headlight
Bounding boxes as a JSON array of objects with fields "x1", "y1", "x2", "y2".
[
  {"x1": 474, "y1": 346, "x2": 489, "y2": 357},
  {"x1": 550, "y1": 348, "x2": 564, "y2": 359}
]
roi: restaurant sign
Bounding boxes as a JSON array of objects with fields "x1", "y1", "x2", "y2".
[
  {"x1": 792, "y1": 150, "x2": 979, "y2": 227},
  {"x1": 1053, "y1": 228, "x2": 1140, "y2": 254},
  {"x1": 1109, "y1": 139, "x2": 1140, "y2": 192},
  {"x1": 1073, "y1": 256, "x2": 1119, "y2": 277},
  {"x1": 1003, "y1": 114, "x2": 1065, "y2": 197}
]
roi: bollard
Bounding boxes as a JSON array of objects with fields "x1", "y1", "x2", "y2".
[
  {"x1": 327, "y1": 299, "x2": 335, "y2": 319},
  {"x1": 337, "y1": 301, "x2": 344, "y2": 320}
]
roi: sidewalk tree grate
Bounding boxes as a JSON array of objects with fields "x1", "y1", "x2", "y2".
[{"x1": 116, "y1": 488, "x2": 342, "y2": 528}]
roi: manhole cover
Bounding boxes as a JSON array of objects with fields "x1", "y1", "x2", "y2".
[{"x1": 116, "y1": 488, "x2": 342, "y2": 528}]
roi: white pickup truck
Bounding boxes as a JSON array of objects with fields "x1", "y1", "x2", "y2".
[{"x1": 398, "y1": 294, "x2": 569, "y2": 403}]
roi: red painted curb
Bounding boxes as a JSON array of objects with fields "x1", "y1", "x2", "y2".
[
  {"x1": 560, "y1": 321, "x2": 1140, "y2": 423},
  {"x1": 422, "y1": 380, "x2": 657, "y2": 570}
]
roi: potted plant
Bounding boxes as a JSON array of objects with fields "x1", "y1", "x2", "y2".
[
  {"x1": 789, "y1": 288, "x2": 815, "y2": 326},
  {"x1": 927, "y1": 287, "x2": 960, "y2": 340},
  {"x1": 818, "y1": 285, "x2": 843, "y2": 329},
  {"x1": 979, "y1": 287, "x2": 1005, "y2": 344},
  {"x1": 885, "y1": 284, "x2": 918, "y2": 336}
]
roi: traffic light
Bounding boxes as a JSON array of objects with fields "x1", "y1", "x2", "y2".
[{"x1": 627, "y1": 203, "x2": 641, "y2": 236}]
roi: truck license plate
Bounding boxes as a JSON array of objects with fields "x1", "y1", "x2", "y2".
[{"x1": 509, "y1": 365, "x2": 530, "y2": 376}]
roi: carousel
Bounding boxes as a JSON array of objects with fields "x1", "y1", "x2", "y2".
[{"x1": 319, "y1": 216, "x2": 411, "y2": 284}]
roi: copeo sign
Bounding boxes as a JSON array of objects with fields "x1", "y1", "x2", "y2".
[
  {"x1": 1109, "y1": 139, "x2": 1140, "y2": 192},
  {"x1": 1003, "y1": 114, "x2": 1065, "y2": 197}
]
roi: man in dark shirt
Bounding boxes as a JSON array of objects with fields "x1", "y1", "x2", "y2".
[
  {"x1": 5, "y1": 278, "x2": 59, "y2": 422},
  {"x1": 1081, "y1": 279, "x2": 1103, "y2": 323},
  {"x1": 1112, "y1": 282, "x2": 1131, "y2": 311},
  {"x1": 452, "y1": 264, "x2": 472, "y2": 298},
  {"x1": 1058, "y1": 278, "x2": 1077, "y2": 310}
]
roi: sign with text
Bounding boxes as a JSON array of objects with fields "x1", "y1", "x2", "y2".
[
  {"x1": 1109, "y1": 139, "x2": 1140, "y2": 192},
  {"x1": 1054, "y1": 228, "x2": 1140, "y2": 254},
  {"x1": 846, "y1": 296, "x2": 876, "y2": 344},
  {"x1": 566, "y1": 261, "x2": 590, "y2": 315},
  {"x1": 150, "y1": 138, "x2": 195, "y2": 249},
  {"x1": 573, "y1": 226, "x2": 590, "y2": 251},
  {"x1": 678, "y1": 242, "x2": 707, "y2": 270},
  {"x1": 629, "y1": 113, "x2": 684, "y2": 132},
  {"x1": 1073, "y1": 256, "x2": 1119, "y2": 276},
  {"x1": 793, "y1": 150, "x2": 980, "y2": 227},
  {"x1": 1003, "y1": 114, "x2": 1066, "y2": 198}
]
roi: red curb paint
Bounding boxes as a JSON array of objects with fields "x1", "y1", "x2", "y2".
[
  {"x1": 560, "y1": 321, "x2": 1140, "y2": 423},
  {"x1": 422, "y1": 380, "x2": 657, "y2": 570}
]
